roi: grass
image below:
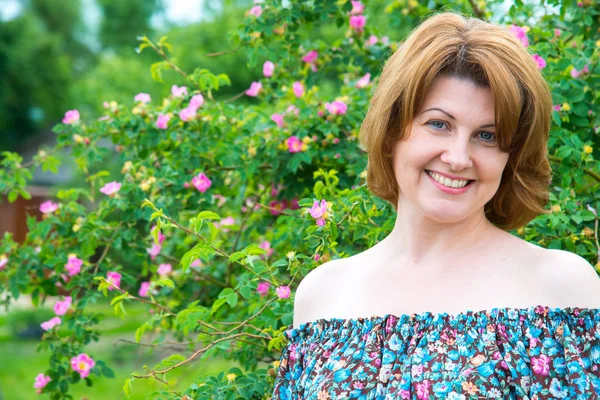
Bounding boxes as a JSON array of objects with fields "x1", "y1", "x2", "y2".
[{"x1": 0, "y1": 299, "x2": 235, "y2": 399}]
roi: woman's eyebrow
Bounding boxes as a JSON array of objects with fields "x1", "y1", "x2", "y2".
[{"x1": 422, "y1": 107, "x2": 495, "y2": 129}]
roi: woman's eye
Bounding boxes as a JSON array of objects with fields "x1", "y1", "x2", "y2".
[
  {"x1": 478, "y1": 131, "x2": 497, "y2": 142},
  {"x1": 427, "y1": 120, "x2": 446, "y2": 130}
]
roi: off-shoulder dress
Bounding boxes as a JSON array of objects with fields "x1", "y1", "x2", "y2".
[{"x1": 272, "y1": 305, "x2": 600, "y2": 399}]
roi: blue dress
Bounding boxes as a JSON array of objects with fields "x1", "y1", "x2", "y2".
[{"x1": 272, "y1": 305, "x2": 600, "y2": 399}]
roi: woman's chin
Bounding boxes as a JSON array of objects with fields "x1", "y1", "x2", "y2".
[{"x1": 420, "y1": 203, "x2": 472, "y2": 224}]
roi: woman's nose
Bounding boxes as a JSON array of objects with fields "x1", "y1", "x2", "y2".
[{"x1": 439, "y1": 137, "x2": 473, "y2": 171}]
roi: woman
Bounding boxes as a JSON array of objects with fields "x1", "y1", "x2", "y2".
[{"x1": 272, "y1": 11, "x2": 600, "y2": 399}]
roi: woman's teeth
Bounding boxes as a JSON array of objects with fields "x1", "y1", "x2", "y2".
[{"x1": 427, "y1": 171, "x2": 470, "y2": 188}]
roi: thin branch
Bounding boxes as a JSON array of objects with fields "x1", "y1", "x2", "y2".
[
  {"x1": 205, "y1": 46, "x2": 242, "y2": 57},
  {"x1": 92, "y1": 222, "x2": 123, "y2": 276}
]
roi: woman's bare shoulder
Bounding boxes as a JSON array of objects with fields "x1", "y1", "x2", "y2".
[{"x1": 292, "y1": 258, "x2": 352, "y2": 328}]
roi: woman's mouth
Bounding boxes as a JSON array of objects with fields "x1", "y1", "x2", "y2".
[{"x1": 425, "y1": 170, "x2": 475, "y2": 193}]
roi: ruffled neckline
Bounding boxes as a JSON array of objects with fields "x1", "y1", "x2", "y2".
[{"x1": 286, "y1": 304, "x2": 600, "y2": 340}]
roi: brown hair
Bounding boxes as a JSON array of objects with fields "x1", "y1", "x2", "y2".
[{"x1": 359, "y1": 11, "x2": 553, "y2": 230}]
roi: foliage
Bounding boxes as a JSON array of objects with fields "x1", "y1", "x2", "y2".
[{"x1": 1, "y1": 0, "x2": 599, "y2": 398}]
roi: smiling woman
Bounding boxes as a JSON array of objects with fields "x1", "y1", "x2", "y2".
[
  {"x1": 273, "y1": 10, "x2": 600, "y2": 400},
  {"x1": 360, "y1": 12, "x2": 553, "y2": 231}
]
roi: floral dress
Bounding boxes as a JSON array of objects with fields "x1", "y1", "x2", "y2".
[{"x1": 272, "y1": 305, "x2": 600, "y2": 399}]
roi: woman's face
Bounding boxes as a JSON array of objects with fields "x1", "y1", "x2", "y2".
[{"x1": 392, "y1": 75, "x2": 510, "y2": 224}]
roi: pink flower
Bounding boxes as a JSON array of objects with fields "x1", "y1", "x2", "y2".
[
  {"x1": 571, "y1": 64, "x2": 590, "y2": 78},
  {"x1": 325, "y1": 101, "x2": 348, "y2": 115},
  {"x1": 249, "y1": 5, "x2": 262, "y2": 17},
  {"x1": 276, "y1": 286, "x2": 291, "y2": 299},
  {"x1": 268, "y1": 200, "x2": 285, "y2": 216},
  {"x1": 100, "y1": 181, "x2": 122, "y2": 196},
  {"x1": 134, "y1": 93, "x2": 151, "y2": 103},
  {"x1": 54, "y1": 296, "x2": 72, "y2": 316},
  {"x1": 309, "y1": 199, "x2": 327, "y2": 218},
  {"x1": 356, "y1": 72, "x2": 371, "y2": 88},
  {"x1": 189, "y1": 94, "x2": 204, "y2": 109},
  {"x1": 213, "y1": 194, "x2": 227, "y2": 207},
  {"x1": 314, "y1": 254, "x2": 321, "y2": 261},
  {"x1": 245, "y1": 81, "x2": 263, "y2": 97},
  {"x1": 192, "y1": 173, "x2": 212, "y2": 193},
  {"x1": 179, "y1": 106, "x2": 197, "y2": 122},
  {"x1": 553, "y1": 105, "x2": 561, "y2": 112},
  {"x1": 157, "y1": 263, "x2": 172, "y2": 276},
  {"x1": 106, "y1": 271, "x2": 121, "y2": 290},
  {"x1": 62, "y1": 110, "x2": 80, "y2": 124},
  {"x1": 171, "y1": 85, "x2": 188, "y2": 97},
  {"x1": 220, "y1": 216, "x2": 235, "y2": 226},
  {"x1": 138, "y1": 281, "x2": 150, "y2": 297},
  {"x1": 70, "y1": 353, "x2": 95, "y2": 379},
  {"x1": 292, "y1": 81, "x2": 304, "y2": 98},
  {"x1": 509, "y1": 25, "x2": 529, "y2": 47},
  {"x1": 286, "y1": 136, "x2": 302, "y2": 153},
  {"x1": 34, "y1": 373, "x2": 51, "y2": 391},
  {"x1": 302, "y1": 50, "x2": 318, "y2": 64},
  {"x1": 259, "y1": 240, "x2": 273, "y2": 257},
  {"x1": 554, "y1": 29, "x2": 561, "y2": 37},
  {"x1": 151, "y1": 225, "x2": 166, "y2": 245},
  {"x1": 286, "y1": 105, "x2": 300, "y2": 115},
  {"x1": 191, "y1": 259, "x2": 203, "y2": 268},
  {"x1": 146, "y1": 243, "x2": 161, "y2": 260},
  {"x1": 271, "y1": 113, "x2": 285, "y2": 127},
  {"x1": 350, "y1": 1, "x2": 364, "y2": 14},
  {"x1": 257, "y1": 281, "x2": 270, "y2": 296},
  {"x1": 286, "y1": 198, "x2": 300, "y2": 210},
  {"x1": 263, "y1": 61, "x2": 275, "y2": 77},
  {"x1": 40, "y1": 200, "x2": 58, "y2": 214},
  {"x1": 532, "y1": 54, "x2": 546, "y2": 69},
  {"x1": 40, "y1": 316, "x2": 61, "y2": 331},
  {"x1": 367, "y1": 35, "x2": 378, "y2": 45},
  {"x1": 349, "y1": 15, "x2": 366, "y2": 33},
  {"x1": 65, "y1": 254, "x2": 82, "y2": 276},
  {"x1": 156, "y1": 113, "x2": 170, "y2": 129}
]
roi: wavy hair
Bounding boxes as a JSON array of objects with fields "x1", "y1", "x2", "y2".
[{"x1": 359, "y1": 11, "x2": 553, "y2": 230}]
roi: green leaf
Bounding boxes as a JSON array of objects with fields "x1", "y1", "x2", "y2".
[{"x1": 102, "y1": 366, "x2": 115, "y2": 378}]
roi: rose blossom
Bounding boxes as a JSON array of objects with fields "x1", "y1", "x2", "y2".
[
  {"x1": 263, "y1": 61, "x2": 275, "y2": 77},
  {"x1": 271, "y1": 113, "x2": 285, "y2": 127},
  {"x1": 134, "y1": 93, "x2": 151, "y2": 103},
  {"x1": 245, "y1": 82, "x2": 262, "y2": 97},
  {"x1": 54, "y1": 296, "x2": 72, "y2": 316},
  {"x1": 138, "y1": 281, "x2": 151, "y2": 297},
  {"x1": 64, "y1": 254, "x2": 83, "y2": 276},
  {"x1": 34, "y1": 373, "x2": 51, "y2": 391},
  {"x1": 276, "y1": 286, "x2": 291, "y2": 299},
  {"x1": 99, "y1": 181, "x2": 121, "y2": 196},
  {"x1": 350, "y1": 15, "x2": 366, "y2": 33},
  {"x1": 106, "y1": 271, "x2": 121, "y2": 290},
  {"x1": 71, "y1": 353, "x2": 95, "y2": 379},
  {"x1": 286, "y1": 136, "x2": 302, "y2": 153},
  {"x1": 40, "y1": 316, "x2": 61, "y2": 331},
  {"x1": 192, "y1": 173, "x2": 212, "y2": 193},
  {"x1": 155, "y1": 113, "x2": 170, "y2": 129},
  {"x1": 189, "y1": 94, "x2": 204, "y2": 109},
  {"x1": 257, "y1": 281, "x2": 270, "y2": 296},
  {"x1": 171, "y1": 85, "x2": 188, "y2": 97},
  {"x1": 157, "y1": 263, "x2": 172, "y2": 276},
  {"x1": 40, "y1": 200, "x2": 58, "y2": 214},
  {"x1": 292, "y1": 81, "x2": 304, "y2": 98},
  {"x1": 62, "y1": 110, "x2": 80, "y2": 124}
]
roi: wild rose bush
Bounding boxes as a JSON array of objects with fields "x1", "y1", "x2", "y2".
[{"x1": 1, "y1": 0, "x2": 599, "y2": 398}]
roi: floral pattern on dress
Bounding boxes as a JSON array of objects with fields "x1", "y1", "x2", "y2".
[{"x1": 272, "y1": 305, "x2": 600, "y2": 399}]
